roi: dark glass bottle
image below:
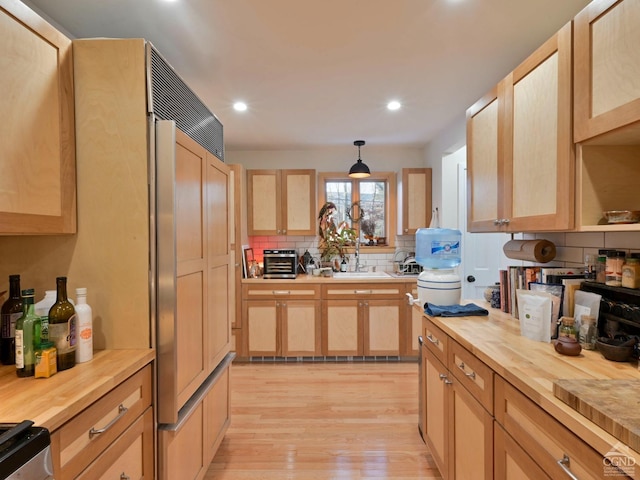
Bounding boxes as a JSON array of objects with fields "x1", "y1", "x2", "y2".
[
  {"x1": 1, "y1": 275, "x2": 22, "y2": 365},
  {"x1": 48, "y1": 277, "x2": 76, "y2": 371},
  {"x1": 15, "y1": 289, "x2": 42, "y2": 378}
]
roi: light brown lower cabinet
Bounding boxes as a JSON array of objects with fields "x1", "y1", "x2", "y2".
[
  {"x1": 422, "y1": 318, "x2": 493, "y2": 479},
  {"x1": 494, "y1": 376, "x2": 626, "y2": 480},
  {"x1": 494, "y1": 423, "x2": 551, "y2": 480},
  {"x1": 51, "y1": 365, "x2": 153, "y2": 480},
  {"x1": 242, "y1": 284, "x2": 322, "y2": 357}
]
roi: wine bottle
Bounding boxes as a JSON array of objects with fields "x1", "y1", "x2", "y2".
[
  {"x1": 1, "y1": 275, "x2": 22, "y2": 365},
  {"x1": 48, "y1": 277, "x2": 76, "y2": 371},
  {"x1": 15, "y1": 289, "x2": 42, "y2": 377},
  {"x1": 75, "y1": 288, "x2": 93, "y2": 363}
]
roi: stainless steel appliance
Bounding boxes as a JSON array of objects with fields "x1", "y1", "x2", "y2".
[
  {"x1": 0, "y1": 421, "x2": 53, "y2": 480},
  {"x1": 263, "y1": 249, "x2": 297, "y2": 279}
]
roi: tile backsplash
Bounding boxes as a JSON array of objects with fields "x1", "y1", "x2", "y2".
[
  {"x1": 528, "y1": 231, "x2": 640, "y2": 268},
  {"x1": 247, "y1": 235, "x2": 417, "y2": 272},
  {"x1": 247, "y1": 231, "x2": 640, "y2": 273}
]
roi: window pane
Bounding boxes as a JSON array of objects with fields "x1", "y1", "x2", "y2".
[
  {"x1": 359, "y1": 181, "x2": 386, "y2": 241},
  {"x1": 325, "y1": 181, "x2": 352, "y2": 228}
]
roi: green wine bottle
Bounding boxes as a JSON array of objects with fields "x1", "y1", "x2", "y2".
[
  {"x1": 48, "y1": 277, "x2": 76, "y2": 371},
  {"x1": 1, "y1": 274, "x2": 22, "y2": 365},
  {"x1": 15, "y1": 289, "x2": 42, "y2": 377}
]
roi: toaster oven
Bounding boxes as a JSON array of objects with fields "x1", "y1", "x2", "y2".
[{"x1": 263, "y1": 249, "x2": 297, "y2": 279}]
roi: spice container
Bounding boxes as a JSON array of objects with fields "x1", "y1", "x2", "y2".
[
  {"x1": 578, "y1": 315, "x2": 597, "y2": 350},
  {"x1": 559, "y1": 316, "x2": 577, "y2": 340},
  {"x1": 34, "y1": 341, "x2": 57, "y2": 378},
  {"x1": 605, "y1": 250, "x2": 626, "y2": 286},
  {"x1": 621, "y1": 253, "x2": 640, "y2": 289},
  {"x1": 596, "y1": 249, "x2": 610, "y2": 283}
]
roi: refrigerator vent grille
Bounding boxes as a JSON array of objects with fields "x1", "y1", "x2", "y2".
[{"x1": 149, "y1": 46, "x2": 224, "y2": 161}]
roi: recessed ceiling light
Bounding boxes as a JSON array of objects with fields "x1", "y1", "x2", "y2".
[
  {"x1": 387, "y1": 100, "x2": 401, "y2": 111},
  {"x1": 233, "y1": 101, "x2": 248, "y2": 112}
]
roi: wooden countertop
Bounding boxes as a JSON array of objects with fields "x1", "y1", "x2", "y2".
[
  {"x1": 424, "y1": 301, "x2": 640, "y2": 465},
  {"x1": 242, "y1": 273, "x2": 418, "y2": 284},
  {"x1": 0, "y1": 349, "x2": 154, "y2": 432}
]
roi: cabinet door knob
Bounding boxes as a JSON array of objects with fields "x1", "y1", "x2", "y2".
[
  {"x1": 503, "y1": 218, "x2": 510, "y2": 225},
  {"x1": 404, "y1": 228, "x2": 408, "y2": 233},
  {"x1": 493, "y1": 219, "x2": 501, "y2": 225},
  {"x1": 467, "y1": 275, "x2": 476, "y2": 283}
]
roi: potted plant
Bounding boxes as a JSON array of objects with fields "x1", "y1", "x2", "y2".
[
  {"x1": 360, "y1": 218, "x2": 376, "y2": 245},
  {"x1": 317, "y1": 202, "x2": 356, "y2": 267}
]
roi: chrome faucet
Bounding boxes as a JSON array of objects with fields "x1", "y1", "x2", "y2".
[{"x1": 355, "y1": 238, "x2": 365, "y2": 272}]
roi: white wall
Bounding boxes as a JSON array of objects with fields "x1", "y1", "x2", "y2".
[{"x1": 225, "y1": 144, "x2": 425, "y2": 172}]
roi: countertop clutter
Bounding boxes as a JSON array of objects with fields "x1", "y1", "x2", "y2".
[
  {"x1": 0, "y1": 349, "x2": 154, "y2": 431},
  {"x1": 425, "y1": 301, "x2": 640, "y2": 473}
]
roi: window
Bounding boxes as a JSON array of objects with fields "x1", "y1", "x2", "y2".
[{"x1": 319, "y1": 172, "x2": 396, "y2": 248}]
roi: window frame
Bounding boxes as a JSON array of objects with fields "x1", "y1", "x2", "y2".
[{"x1": 318, "y1": 171, "x2": 397, "y2": 251}]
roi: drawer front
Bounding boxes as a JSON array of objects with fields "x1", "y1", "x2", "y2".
[
  {"x1": 449, "y1": 340, "x2": 493, "y2": 414},
  {"x1": 423, "y1": 318, "x2": 447, "y2": 364},
  {"x1": 243, "y1": 283, "x2": 320, "y2": 300},
  {"x1": 495, "y1": 376, "x2": 615, "y2": 480},
  {"x1": 52, "y1": 365, "x2": 152, "y2": 480},
  {"x1": 77, "y1": 407, "x2": 154, "y2": 480},
  {"x1": 322, "y1": 283, "x2": 403, "y2": 299}
]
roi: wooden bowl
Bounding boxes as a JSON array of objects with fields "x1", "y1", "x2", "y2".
[
  {"x1": 603, "y1": 210, "x2": 640, "y2": 224},
  {"x1": 596, "y1": 337, "x2": 636, "y2": 362}
]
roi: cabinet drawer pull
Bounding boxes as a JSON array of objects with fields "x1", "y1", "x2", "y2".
[
  {"x1": 457, "y1": 362, "x2": 476, "y2": 380},
  {"x1": 89, "y1": 404, "x2": 128, "y2": 438},
  {"x1": 272, "y1": 290, "x2": 291, "y2": 295},
  {"x1": 438, "y1": 373, "x2": 448, "y2": 380},
  {"x1": 121, "y1": 475, "x2": 130, "y2": 480},
  {"x1": 354, "y1": 290, "x2": 373, "y2": 295},
  {"x1": 557, "y1": 454, "x2": 579, "y2": 480},
  {"x1": 426, "y1": 334, "x2": 439, "y2": 345}
]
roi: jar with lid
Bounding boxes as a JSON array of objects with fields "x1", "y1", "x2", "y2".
[
  {"x1": 578, "y1": 315, "x2": 597, "y2": 350},
  {"x1": 596, "y1": 249, "x2": 610, "y2": 283},
  {"x1": 605, "y1": 250, "x2": 626, "y2": 286},
  {"x1": 621, "y1": 253, "x2": 640, "y2": 289},
  {"x1": 559, "y1": 316, "x2": 577, "y2": 340}
]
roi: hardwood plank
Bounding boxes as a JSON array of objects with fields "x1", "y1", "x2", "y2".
[{"x1": 206, "y1": 362, "x2": 442, "y2": 479}]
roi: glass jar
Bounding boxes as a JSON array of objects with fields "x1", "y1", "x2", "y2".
[
  {"x1": 596, "y1": 250, "x2": 610, "y2": 283},
  {"x1": 621, "y1": 254, "x2": 640, "y2": 289},
  {"x1": 605, "y1": 250, "x2": 626, "y2": 286},
  {"x1": 559, "y1": 316, "x2": 577, "y2": 340},
  {"x1": 578, "y1": 315, "x2": 597, "y2": 350}
]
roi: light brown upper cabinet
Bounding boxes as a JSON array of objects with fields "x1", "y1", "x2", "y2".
[
  {"x1": 0, "y1": 0, "x2": 76, "y2": 234},
  {"x1": 247, "y1": 169, "x2": 316, "y2": 236},
  {"x1": 467, "y1": 22, "x2": 574, "y2": 233},
  {"x1": 398, "y1": 168, "x2": 432, "y2": 234},
  {"x1": 574, "y1": 0, "x2": 640, "y2": 143}
]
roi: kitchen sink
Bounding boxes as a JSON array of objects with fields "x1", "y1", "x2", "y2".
[{"x1": 332, "y1": 271, "x2": 391, "y2": 279}]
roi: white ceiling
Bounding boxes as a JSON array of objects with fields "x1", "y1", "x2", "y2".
[{"x1": 26, "y1": 0, "x2": 591, "y2": 151}]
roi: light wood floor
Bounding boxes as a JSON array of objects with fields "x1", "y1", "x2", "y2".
[{"x1": 206, "y1": 361, "x2": 442, "y2": 479}]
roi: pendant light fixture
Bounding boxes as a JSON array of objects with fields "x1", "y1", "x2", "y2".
[{"x1": 348, "y1": 140, "x2": 370, "y2": 178}]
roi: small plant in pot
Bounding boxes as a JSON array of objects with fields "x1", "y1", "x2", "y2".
[
  {"x1": 318, "y1": 202, "x2": 356, "y2": 268},
  {"x1": 360, "y1": 218, "x2": 376, "y2": 245}
]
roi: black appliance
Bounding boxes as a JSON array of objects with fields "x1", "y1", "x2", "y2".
[
  {"x1": 0, "y1": 421, "x2": 53, "y2": 479},
  {"x1": 263, "y1": 249, "x2": 297, "y2": 279}
]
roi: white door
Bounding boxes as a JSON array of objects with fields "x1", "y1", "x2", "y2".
[{"x1": 442, "y1": 146, "x2": 510, "y2": 301}]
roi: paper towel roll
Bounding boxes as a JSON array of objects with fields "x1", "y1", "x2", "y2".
[{"x1": 502, "y1": 239, "x2": 556, "y2": 263}]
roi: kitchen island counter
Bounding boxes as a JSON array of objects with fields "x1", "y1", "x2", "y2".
[
  {"x1": 425, "y1": 301, "x2": 640, "y2": 471},
  {"x1": 0, "y1": 348, "x2": 154, "y2": 431}
]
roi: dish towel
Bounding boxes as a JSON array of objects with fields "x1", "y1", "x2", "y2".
[{"x1": 425, "y1": 303, "x2": 489, "y2": 317}]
